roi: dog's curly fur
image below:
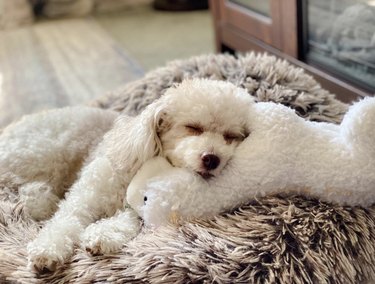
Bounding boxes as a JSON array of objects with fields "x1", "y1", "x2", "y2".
[
  {"x1": 1, "y1": 53, "x2": 374, "y2": 284},
  {"x1": 0, "y1": 79, "x2": 253, "y2": 272}
]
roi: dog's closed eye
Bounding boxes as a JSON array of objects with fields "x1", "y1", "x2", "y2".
[
  {"x1": 223, "y1": 132, "x2": 246, "y2": 144},
  {"x1": 185, "y1": 124, "x2": 204, "y2": 135}
]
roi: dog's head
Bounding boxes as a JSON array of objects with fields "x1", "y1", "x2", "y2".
[
  {"x1": 111, "y1": 79, "x2": 254, "y2": 182},
  {"x1": 156, "y1": 79, "x2": 254, "y2": 179}
]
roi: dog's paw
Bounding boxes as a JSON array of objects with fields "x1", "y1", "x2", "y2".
[
  {"x1": 27, "y1": 236, "x2": 73, "y2": 273},
  {"x1": 81, "y1": 210, "x2": 141, "y2": 255},
  {"x1": 84, "y1": 239, "x2": 118, "y2": 256},
  {"x1": 27, "y1": 242, "x2": 63, "y2": 273},
  {"x1": 28, "y1": 253, "x2": 59, "y2": 273},
  {"x1": 81, "y1": 223, "x2": 127, "y2": 255}
]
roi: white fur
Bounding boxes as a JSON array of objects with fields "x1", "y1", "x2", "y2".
[
  {"x1": 126, "y1": 156, "x2": 205, "y2": 228},
  {"x1": 127, "y1": 96, "x2": 375, "y2": 228},
  {"x1": 80, "y1": 209, "x2": 141, "y2": 255},
  {"x1": 0, "y1": 106, "x2": 118, "y2": 220},
  {"x1": 0, "y1": 79, "x2": 253, "y2": 272}
]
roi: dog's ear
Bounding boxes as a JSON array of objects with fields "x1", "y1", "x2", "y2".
[
  {"x1": 146, "y1": 100, "x2": 171, "y2": 157},
  {"x1": 105, "y1": 98, "x2": 170, "y2": 184}
]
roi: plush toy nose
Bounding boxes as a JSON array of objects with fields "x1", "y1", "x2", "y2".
[{"x1": 201, "y1": 153, "x2": 220, "y2": 170}]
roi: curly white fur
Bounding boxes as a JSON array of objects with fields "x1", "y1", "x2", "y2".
[
  {"x1": 0, "y1": 79, "x2": 253, "y2": 272},
  {"x1": 127, "y1": 96, "x2": 375, "y2": 227}
]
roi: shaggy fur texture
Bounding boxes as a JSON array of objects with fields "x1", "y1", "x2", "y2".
[
  {"x1": 1, "y1": 196, "x2": 375, "y2": 283},
  {"x1": 92, "y1": 53, "x2": 348, "y2": 123},
  {"x1": 1, "y1": 53, "x2": 374, "y2": 283}
]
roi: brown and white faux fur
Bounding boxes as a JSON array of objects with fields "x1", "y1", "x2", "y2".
[{"x1": 1, "y1": 53, "x2": 374, "y2": 284}]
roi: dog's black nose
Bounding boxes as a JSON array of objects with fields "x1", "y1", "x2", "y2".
[{"x1": 201, "y1": 154, "x2": 220, "y2": 170}]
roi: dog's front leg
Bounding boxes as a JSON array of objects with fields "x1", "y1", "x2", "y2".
[
  {"x1": 27, "y1": 156, "x2": 124, "y2": 272},
  {"x1": 80, "y1": 208, "x2": 141, "y2": 255}
]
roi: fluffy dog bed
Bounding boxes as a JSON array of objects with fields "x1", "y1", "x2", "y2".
[{"x1": 1, "y1": 53, "x2": 375, "y2": 283}]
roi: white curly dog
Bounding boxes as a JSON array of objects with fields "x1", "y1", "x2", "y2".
[
  {"x1": 0, "y1": 79, "x2": 252, "y2": 272},
  {"x1": 127, "y1": 96, "x2": 375, "y2": 228}
]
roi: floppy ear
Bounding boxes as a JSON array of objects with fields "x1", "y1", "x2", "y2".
[{"x1": 104, "y1": 98, "x2": 170, "y2": 184}]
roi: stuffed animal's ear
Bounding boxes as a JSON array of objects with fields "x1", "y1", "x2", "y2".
[{"x1": 105, "y1": 98, "x2": 170, "y2": 183}]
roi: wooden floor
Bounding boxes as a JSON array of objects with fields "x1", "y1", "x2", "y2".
[{"x1": 0, "y1": 18, "x2": 143, "y2": 128}]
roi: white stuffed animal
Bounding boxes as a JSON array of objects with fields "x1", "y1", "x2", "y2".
[{"x1": 127, "y1": 97, "x2": 375, "y2": 227}]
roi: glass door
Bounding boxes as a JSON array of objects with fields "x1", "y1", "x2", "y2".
[{"x1": 303, "y1": 0, "x2": 375, "y2": 92}]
